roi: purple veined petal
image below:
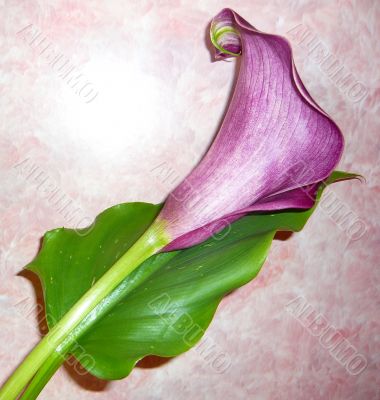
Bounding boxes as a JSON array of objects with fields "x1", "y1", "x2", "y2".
[
  {"x1": 245, "y1": 183, "x2": 319, "y2": 212},
  {"x1": 157, "y1": 8, "x2": 344, "y2": 250},
  {"x1": 162, "y1": 183, "x2": 319, "y2": 251}
]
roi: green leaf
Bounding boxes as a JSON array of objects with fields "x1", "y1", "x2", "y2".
[{"x1": 26, "y1": 171, "x2": 356, "y2": 380}]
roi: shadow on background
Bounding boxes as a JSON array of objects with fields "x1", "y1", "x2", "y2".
[{"x1": 136, "y1": 355, "x2": 173, "y2": 369}]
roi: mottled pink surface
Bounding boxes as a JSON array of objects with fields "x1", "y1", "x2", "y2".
[{"x1": 0, "y1": 1, "x2": 379, "y2": 399}]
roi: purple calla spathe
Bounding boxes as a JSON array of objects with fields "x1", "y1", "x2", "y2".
[{"x1": 156, "y1": 8, "x2": 344, "y2": 251}]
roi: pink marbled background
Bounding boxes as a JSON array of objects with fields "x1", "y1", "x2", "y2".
[{"x1": 0, "y1": 1, "x2": 379, "y2": 399}]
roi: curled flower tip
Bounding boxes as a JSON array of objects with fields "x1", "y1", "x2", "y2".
[{"x1": 210, "y1": 10, "x2": 241, "y2": 59}]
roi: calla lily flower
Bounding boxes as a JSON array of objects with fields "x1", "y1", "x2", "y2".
[{"x1": 157, "y1": 8, "x2": 344, "y2": 251}]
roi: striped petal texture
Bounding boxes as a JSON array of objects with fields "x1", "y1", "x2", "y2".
[{"x1": 158, "y1": 8, "x2": 344, "y2": 251}]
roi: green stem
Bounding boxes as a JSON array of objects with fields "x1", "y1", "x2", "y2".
[
  {"x1": 0, "y1": 223, "x2": 169, "y2": 400},
  {"x1": 19, "y1": 351, "x2": 65, "y2": 400}
]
